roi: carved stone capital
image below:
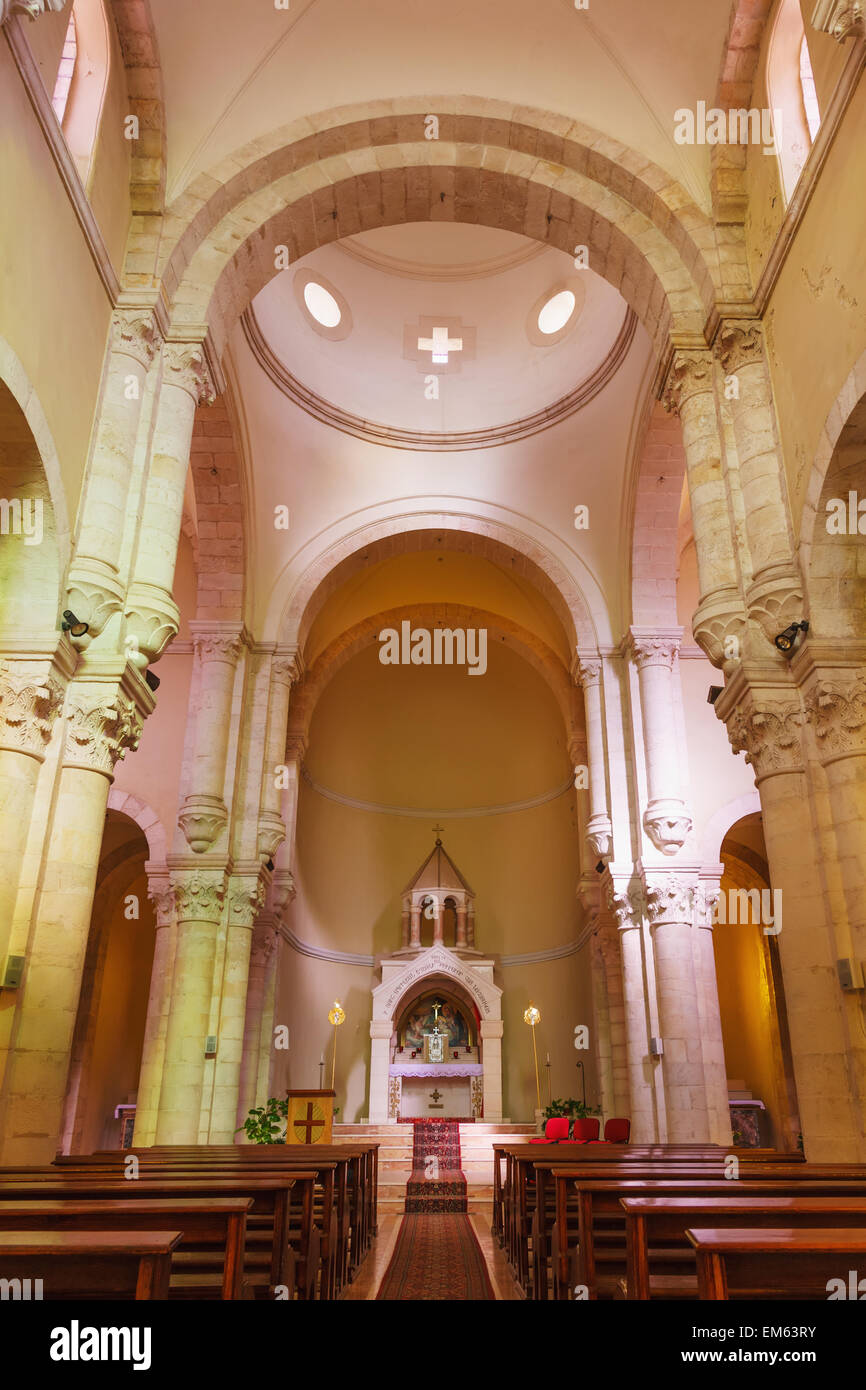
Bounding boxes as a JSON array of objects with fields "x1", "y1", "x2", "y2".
[
  {"x1": 163, "y1": 343, "x2": 216, "y2": 406},
  {"x1": 804, "y1": 675, "x2": 866, "y2": 762},
  {"x1": 228, "y1": 876, "x2": 268, "y2": 928},
  {"x1": 273, "y1": 648, "x2": 304, "y2": 686},
  {"x1": 1, "y1": 0, "x2": 65, "y2": 23},
  {"x1": 124, "y1": 583, "x2": 180, "y2": 669},
  {"x1": 694, "y1": 882, "x2": 722, "y2": 931},
  {"x1": 63, "y1": 695, "x2": 143, "y2": 777},
  {"x1": 111, "y1": 309, "x2": 162, "y2": 371},
  {"x1": 64, "y1": 560, "x2": 126, "y2": 644},
  {"x1": 746, "y1": 569, "x2": 807, "y2": 651},
  {"x1": 257, "y1": 809, "x2": 286, "y2": 861},
  {"x1": 661, "y1": 349, "x2": 715, "y2": 416},
  {"x1": 629, "y1": 633, "x2": 680, "y2": 671},
  {"x1": 574, "y1": 655, "x2": 602, "y2": 689},
  {"x1": 271, "y1": 870, "x2": 296, "y2": 918},
  {"x1": 716, "y1": 320, "x2": 764, "y2": 376},
  {"x1": 643, "y1": 799, "x2": 693, "y2": 856},
  {"x1": 284, "y1": 732, "x2": 307, "y2": 763},
  {"x1": 724, "y1": 698, "x2": 806, "y2": 779},
  {"x1": 645, "y1": 874, "x2": 696, "y2": 927},
  {"x1": 178, "y1": 794, "x2": 228, "y2": 853},
  {"x1": 586, "y1": 812, "x2": 613, "y2": 860},
  {"x1": 147, "y1": 875, "x2": 176, "y2": 929},
  {"x1": 171, "y1": 870, "x2": 226, "y2": 922},
  {"x1": 192, "y1": 631, "x2": 243, "y2": 666},
  {"x1": 606, "y1": 882, "x2": 645, "y2": 931},
  {"x1": 812, "y1": 0, "x2": 864, "y2": 42},
  {"x1": 0, "y1": 664, "x2": 65, "y2": 759},
  {"x1": 692, "y1": 591, "x2": 749, "y2": 671}
]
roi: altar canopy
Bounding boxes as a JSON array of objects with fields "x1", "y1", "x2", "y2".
[{"x1": 368, "y1": 837, "x2": 503, "y2": 1123}]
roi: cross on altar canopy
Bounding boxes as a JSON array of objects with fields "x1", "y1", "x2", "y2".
[{"x1": 418, "y1": 326, "x2": 463, "y2": 365}]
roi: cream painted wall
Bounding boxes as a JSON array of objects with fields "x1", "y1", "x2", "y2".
[
  {"x1": 84, "y1": 13, "x2": 133, "y2": 274},
  {"x1": 277, "y1": 639, "x2": 587, "y2": 1121}
]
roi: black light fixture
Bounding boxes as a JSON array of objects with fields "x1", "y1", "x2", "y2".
[
  {"x1": 774, "y1": 620, "x2": 809, "y2": 655},
  {"x1": 265, "y1": 858, "x2": 275, "y2": 872},
  {"x1": 144, "y1": 670, "x2": 160, "y2": 692},
  {"x1": 61, "y1": 610, "x2": 89, "y2": 638},
  {"x1": 595, "y1": 860, "x2": 605, "y2": 875},
  {"x1": 707, "y1": 685, "x2": 723, "y2": 705}
]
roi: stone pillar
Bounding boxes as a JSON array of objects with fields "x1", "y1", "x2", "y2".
[
  {"x1": 65, "y1": 309, "x2": 162, "y2": 641},
  {"x1": 210, "y1": 873, "x2": 266, "y2": 1141},
  {"x1": 400, "y1": 900, "x2": 410, "y2": 948},
  {"x1": 154, "y1": 870, "x2": 226, "y2": 1144},
  {"x1": 717, "y1": 666, "x2": 866, "y2": 1159},
  {"x1": 629, "y1": 630, "x2": 693, "y2": 856},
  {"x1": 594, "y1": 904, "x2": 631, "y2": 1117},
  {"x1": 132, "y1": 870, "x2": 177, "y2": 1146},
  {"x1": 433, "y1": 898, "x2": 444, "y2": 946},
  {"x1": 368, "y1": 1019, "x2": 393, "y2": 1123},
  {"x1": 409, "y1": 904, "x2": 421, "y2": 948},
  {"x1": 455, "y1": 903, "x2": 467, "y2": 948},
  {"x1": 716, "y1": 322, "x2": 804, "y2": 648},
  {"x1": 693, "y1": 873, "x2": 733, "y2": 1144},
  {"x1": 573, "y1": 657, "x2": 613, "y2": 860},
  {"x1": 644, "y1": 872, "x2": 710, "y2": 1141},
  {"x1": 0, "y1": 658, "x2": 66, "y2": 954},
  {"x1": 237, "y1": 926, "x2": 277, "y2": 1129},
  {"x1": 257, "y1": 651, "x2": 302, "y2": 863},
  {"x1": 0, "y1": 2, "x2": 68, "y2": 23},
  {"x1": 177, "y1": 626, "x2": 243, "y2": 853},
  {"x1": 608, "y1": 880, "x2": 656, "y2": 1142},
  {"x1": 125, "y1": 341, "x2": 215, "y2": 669},
  {"x1": 662, "y1": 349, "x2": 748, "y2": 668},
  {"x1": 467, "y1": 903, "x2": 476, "y2": 948},
  {"x1": 0, "y1": 676, "x2": 146, "y2": 1164},
  {"x1": 589, "y1": 921, "x2": 616, "y2": 1121},
  {"x1": 480, "y1": 1018, "x2": 504, "y2": 1122}
]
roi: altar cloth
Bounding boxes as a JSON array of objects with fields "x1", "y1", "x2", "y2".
[{"x1": 389, "y1": 1063, "x2": 482, "y2": 1078}]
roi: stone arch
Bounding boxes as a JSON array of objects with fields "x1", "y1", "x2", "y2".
[
  {"x1": 629, "y1": 401, "x2": 687, "y2": 628},
  {"x1": 286, "y1": 602, "x2": 582, "y2": 749},
  {"x1": 373, "y1": 946, "x2": 502, "y2": 1025},
  {"x1": 271, "y1": 509, "x2": 606, "y2": 652},
  {"x1": 699, "y1": 789, "x2": 763, "y2": 867},
  {"x1": 0, "y1": 335, "x2": 69, "y2": 633},
  {"x1": 106, "y1": 0, "x2": 166, "y2": 214},
  {"x1": 106, "y1": 787, "x2": 167, "y2": 866},
  {"x1": 186, "y1": 391, "x2": 247, "y2": 623},
  {"x1": 151, "y1": 99, "x2": 727, "y2": 357},
  {"x1": 799, "y1": 350, "x2": 866, "y2": 638}
]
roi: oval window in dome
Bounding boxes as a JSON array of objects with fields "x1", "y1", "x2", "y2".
[
  {"x1": 303, "y1": 281, "x2": 342, "y2": 328},
  {"x1": 537, "y1": 289, "x2": 576, "y2": 336}
]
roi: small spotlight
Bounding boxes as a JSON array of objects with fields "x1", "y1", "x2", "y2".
[
  {"x1": 144, "y1": 670, "x2": 160, "y2": 692},
  {"x1": 595, "y1": 860, "x2": 605, "y2": 875},
  {"x1": 707, "y1": 685, "x2": 723, "y2": 705},
  {"x1": 774, "y1": 620, "x2": 809, "y2": 655},
  {"x1": 61, "y1": 610, "x2": 89, "y2": 638}
]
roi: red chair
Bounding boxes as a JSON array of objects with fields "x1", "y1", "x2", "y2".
[
  {"x1": 589, "y1": 1117, "x2": 631, "y2": 1145},
  {"x1": 529, "y1": 1116, "x2": 571, "y2": 1144},
  {"x1": 559, "y1": 1117, "x2": 601, "y2": 1144}
]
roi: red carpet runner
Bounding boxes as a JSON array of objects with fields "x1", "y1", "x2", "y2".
[
  {"x1": 404, "y1": 1118, "x2": 467, "y2": 1213},
  {"x1": 376, "y1": 1214, "x2": 495, "y2": 1300}
]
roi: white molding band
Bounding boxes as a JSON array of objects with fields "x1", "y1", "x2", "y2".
[
  {"x1": 279, "y1": 922, "x2": 586, "y2": 968},
  {"x1": 300, "y1": 765, "x2": 574, "y2": 819}
]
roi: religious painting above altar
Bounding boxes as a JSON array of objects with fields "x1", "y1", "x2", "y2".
[{"x1": 401, "y1": 994, "x2": 473, "y2": 1051}]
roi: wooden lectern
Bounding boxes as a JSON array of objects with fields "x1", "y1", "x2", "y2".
[{"x1": 286, "y1": 1089, "x2": 336, "y2": 1144}]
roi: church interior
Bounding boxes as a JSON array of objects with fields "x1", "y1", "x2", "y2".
[{"x1": 1, "y1": 0, "x2": 866, "y2": 1330}]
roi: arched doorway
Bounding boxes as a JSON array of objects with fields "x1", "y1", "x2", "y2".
[
  {"x1": 59, "y1": 808, "x2": 156, "y2": 1153},
  {"x1": 714, "y1": 812, "x2": 800, "y2": 1151}
]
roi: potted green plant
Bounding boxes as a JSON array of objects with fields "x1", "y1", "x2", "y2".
[
  {"x1": 235, "y1": 1096, "x2": 288, "y2": 1144},
  {"x1": 543, "y1": 1097, "x2": 602, "y2": 1125}
]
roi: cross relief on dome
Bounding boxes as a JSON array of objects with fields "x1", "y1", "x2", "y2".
[{"x1": 403, "y1": 315, "x2": 477, "y2": 375}]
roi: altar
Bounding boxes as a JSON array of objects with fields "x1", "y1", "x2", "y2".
[{"x1": 389, "y1": 1059, "x2": 484, "y2": 1119}]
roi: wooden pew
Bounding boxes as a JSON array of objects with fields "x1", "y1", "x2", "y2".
[
  {"x1": 622, "y1": 1195, "x2": 866, "y2": 1300},
  {"x1": 549, "y1": 1170, "x2": 866, "y2": 1300},
  {"x1": 0, "y1": 1173, "x2": 308, "y2": 1299},
  {"x1": 0, "y1": 1197, "x2": 252, "y2": 1300},
  {"x1": 687, "y1": 1227, "x2": 866, "y2": 1299},
  {"x1": 0, "y1": 1230, "x2": 182, "y2": 1300}
]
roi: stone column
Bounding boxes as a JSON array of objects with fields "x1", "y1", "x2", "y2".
[
  {"x1": 132, "y1": 872, "x2": 177, "y2": 1146},
  {"x1": 65, "y1": 309, "x2": 162, "y2": 641},
  {"x1": 257, "y1": 651, "x2": 302, "y2": 863},
  {"x1": 125, "y1": 341, "x2": 215, "y2": 669},
  {"x1": 433, "y1": 898, "x2": 444, "y2": 946},
  {"x1": 594, "y1": 904, "x2": 631, "y2": 1117},
  {"x1": 455, "y1": 903, "x2": 468, "y2": 948},
  {"x1": 368, "y1": 1020, "x2": 393, "y2": 1123},
  {"x1": 480, "y1": 1018, "x2": 504, "y2": 1122},
  {"x1": 400, "y1": 900, "x2": 410, "y2": 948},
  {"x1": 177, "y1": 626, "x2": 243, "y2": 853},
  {"x1": 692, "y1": 873, "x2": 733, "y2": 1144},
  {"x1": 154, "y1": 870, "x2": 226, "y2": 1144},
  {"x1": 0, "y1": 677, "x2": 146, "y2": 1164},
  {"x1": 608, "y1": 880, "x2": 657, "y2": 1142},
  {"x1": 0, "y1": 658, "x2": 66, "y2": 954},
  {"x1": 237, "y1": 925, "x2": 277, "y2": 1128},
  {"x1": 467, "y1": 903, "x2": 476, "y2": 948},
  {"x1": 717, "y1": 666, "x2": 866, "y2": 1159},
  {"x1": 589, "y1": 921, "x2": 616, "y2": 1121},
  {"x1": 662, "y1": 349, "x2": 748, "y2": 668},
  {"x1": 573, "y1": 657, "x2": 613, "y2": 860},
  {"x1": 645, "y1": 872, "x2": 710, "y2": 1141},
  {"x1": 716, "y1": 322, "x2": 804, "y2": 648},
  {"x1": 210, "y1": 873, "x2": 266, "y2": 1141},
  {"x1": 629, "y1": 630, "x2": 693, "y2": 856},
  {"x1": 409, "y1": 903, "x2": 421, "y2": 949}
]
